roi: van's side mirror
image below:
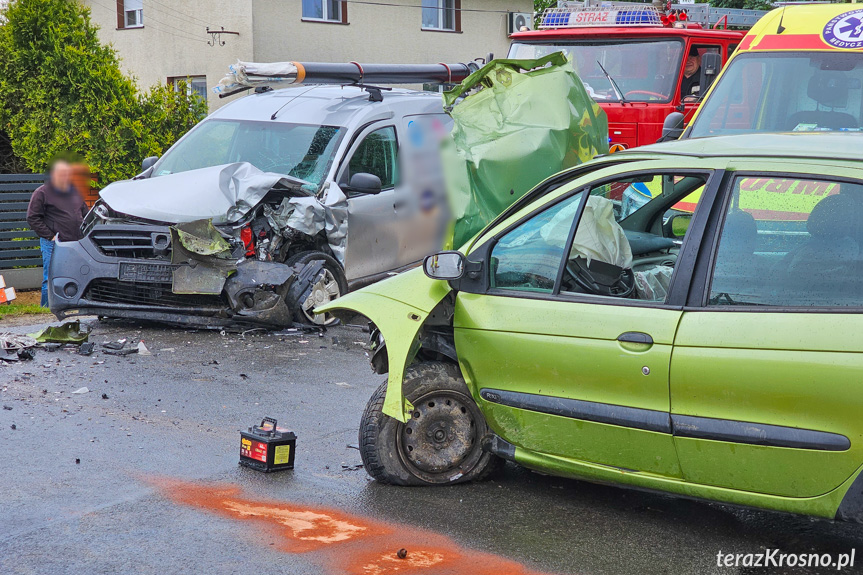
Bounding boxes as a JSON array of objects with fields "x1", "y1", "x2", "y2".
[
  {"x1": 346, "y1": 173, "x2": 382, "y2": 195},
  {"x1": 141, "y1": 156, "x2": 159, "y2": 171},
  {"x1": 700, "y1": 52, "x2": 722, "y2": 96},
  {"x1": 659, "y1": 112, "x2": 685, "y2": 142}
]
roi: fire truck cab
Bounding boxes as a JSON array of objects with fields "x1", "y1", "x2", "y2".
[{"x1": 508, "y1": 2, "x2": 748, "y2": 149}]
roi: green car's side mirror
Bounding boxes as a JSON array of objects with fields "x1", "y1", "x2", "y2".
[
  {"x1": 423, "y1": 251, "x2": 465, "y2": 280},
  {"x1": 666, "y1": 213, "x2": 692, "y2": 238}
]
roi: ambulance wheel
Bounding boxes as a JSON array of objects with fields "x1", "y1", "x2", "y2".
[
  {"x1": 286, "y1": 251, "x2": 348, "y2": 326},
  {"x1": 358, "y1": 361, "x2": 501, "y2": 486}
]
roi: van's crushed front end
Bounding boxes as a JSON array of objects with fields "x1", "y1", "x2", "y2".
[{"x1": 49, "y1": 163, "x2": 345, "y2": 329}]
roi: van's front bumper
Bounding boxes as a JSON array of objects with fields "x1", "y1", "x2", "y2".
[{"x1": 48, "y1": 226, "x2": 324, "y2": 329}]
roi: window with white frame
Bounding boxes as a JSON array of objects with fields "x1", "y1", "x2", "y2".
[
  {"x1": 118, "y1": 0, "x2": 143, "y2": 29},
  {"x1": 169, "y1": 76, "x2": 207, "y2": 101},
  {"x1": 422, "y1": 0, "x2": 458, "y2": 31},
  {"x1": 302, "y1": 0, "x2": 345, "y2": 22}
]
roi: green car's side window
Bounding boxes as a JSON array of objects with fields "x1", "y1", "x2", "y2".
[
  {"x1": 490, "y1": 192, "x2": 584, "y2": 293},
  {"x1": 709, "y1": 176, "x2": 863, "y2": 307}
]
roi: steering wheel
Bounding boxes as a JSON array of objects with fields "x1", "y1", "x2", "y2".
[
  {"x1": 624, "y1": 90, "x2": 668, "y2": 101},
  {"x1": 566, "y1": 257, "x2": 636, "y2": 298}
]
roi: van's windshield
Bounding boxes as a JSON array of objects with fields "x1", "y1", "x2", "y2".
[
  {"x1": 509, "y1": 39, "x2": 684, "y2": 103},
  {"x1": 152, "y1": 119, "x2": 346, "y2": 192},
  {"x1": 688, "y1": 51, "x2": 863, "y2": 137}
]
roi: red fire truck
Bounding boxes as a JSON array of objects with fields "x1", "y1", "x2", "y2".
[{"x1": 508, "y1": 2, "x2": 765, "y2": 149}]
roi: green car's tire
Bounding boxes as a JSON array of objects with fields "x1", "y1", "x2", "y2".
[{"x1": 359, "y1": 361, "x2": 501, "y2": 486}]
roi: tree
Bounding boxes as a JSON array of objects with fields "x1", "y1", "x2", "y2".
[
  {"x1": 708, "y1": 0, "x2": 774, "y2": 11},
  {"x1": 0, "y1": 0, "x2": 207, "y2": 182}
]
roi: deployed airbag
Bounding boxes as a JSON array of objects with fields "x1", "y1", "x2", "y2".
[{"x1": 442, "y1": 53, "x2": 608, "y2": 249}]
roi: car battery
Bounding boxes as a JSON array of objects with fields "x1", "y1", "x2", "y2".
[{"x1": 239, "y1": 417, "x2": 296, "y2": 472}]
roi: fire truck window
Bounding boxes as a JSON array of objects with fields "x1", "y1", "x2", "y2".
[
  {"x1": 681, "y1": 45, "x2": 721, "y2": 102},
  {"x1": 508, "y1": 40, "x2": 684, "y2": 103}
]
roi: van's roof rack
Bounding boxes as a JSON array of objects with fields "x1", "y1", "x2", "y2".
[{"x1": 216, "y1": 60, "x2": 480, "y2": 99}]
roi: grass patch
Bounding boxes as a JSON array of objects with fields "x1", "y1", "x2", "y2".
[{"x1": 0, "y1": 302, "x2": 50, "y2": 319}]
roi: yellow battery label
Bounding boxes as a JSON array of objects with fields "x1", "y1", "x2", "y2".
[{"x1": 274, "y1": 444, "x2": 292, "y2": 465}]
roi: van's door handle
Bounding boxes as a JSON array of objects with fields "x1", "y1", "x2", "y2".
[{"x1": 617, "y1": 332, "x2": 654, "y2": 345}]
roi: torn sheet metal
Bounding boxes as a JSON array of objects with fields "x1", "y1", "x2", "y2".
[
  {"x1": 100, "y1": 163, "x2": 312, "y2": 225},
  {"x1": 442, "y1": 53, "x2": 609, "y2": 249},
  {"x1": 223, "y1": 259, "x2": 325, "y2": 327},
  {"x1": 171, "y1": 219, "x2": 237, "y2": 295},
  {"x1": 263, "y1": 183, "x2": 349, "y2": 265},
  {"x1": 29, "y1": 320, "x2": 90, "y2": 344}
]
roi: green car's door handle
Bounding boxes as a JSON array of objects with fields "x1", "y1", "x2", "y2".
[{"x1": 617, "y1": 332, "x2": 654, "y2": 346}]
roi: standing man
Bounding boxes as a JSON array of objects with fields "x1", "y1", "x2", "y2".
[{"x1": 26, "y1": 158, "x2": 89, "y2": 307}]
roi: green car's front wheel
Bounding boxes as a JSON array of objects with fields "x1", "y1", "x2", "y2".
[{"x1": 359, "y1": 361, "x2": 501, "y2": 486}]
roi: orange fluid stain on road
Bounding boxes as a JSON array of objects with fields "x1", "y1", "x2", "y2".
[{"x1": 149, "y1": 477, "x2": 556, "y2": 575}]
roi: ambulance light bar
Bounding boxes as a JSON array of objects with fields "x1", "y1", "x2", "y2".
[{"x1": 539, "y1": 2, "x2": 663, "y2": 29}]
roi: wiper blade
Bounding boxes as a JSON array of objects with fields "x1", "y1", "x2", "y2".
[{"x1": 596, "y1": 60, "x2": 628, "y2": 104}]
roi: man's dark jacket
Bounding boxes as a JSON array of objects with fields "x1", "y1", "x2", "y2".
[{"x1": 26, "y1": 183, "x2": 89, "y2": 242}]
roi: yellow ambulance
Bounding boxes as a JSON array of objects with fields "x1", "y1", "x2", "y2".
[{"x1": 680, "y1": 3, "x2": 863, "y2": 138}]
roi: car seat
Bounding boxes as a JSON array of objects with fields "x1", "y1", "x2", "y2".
[
  {"x1": 786, "y1": 71, "x2": 858, "y2": 131},
  {"x1": 711, "y1": 209, "x2": 758, "y2": 294},
  {"x1": 780, "y1": 194, "x2": 860, "y2": 275}
]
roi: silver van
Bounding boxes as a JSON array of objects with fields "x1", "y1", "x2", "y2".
[{"x1": 48, "y1": 85, "x2": 451, "y2": 328}]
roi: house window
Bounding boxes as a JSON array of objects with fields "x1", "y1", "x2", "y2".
[
  {"x1": 422, "y1": 0, "x2": 460, "y2": 31},
  {"x1": 117, "y1": 0, "x2": 143, "y2": 29},
  {"x1": 302, "y1": 0, "x2": 347, "y2": 23},
  {"x1": 169, "y1": 76, "x2": 207, "y2": 101}
]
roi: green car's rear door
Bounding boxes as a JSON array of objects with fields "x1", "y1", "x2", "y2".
[
  {"x1": 670, "y1": 166, "x2": 863, "y2": 498},
  {"x1": 454, "y1": 165, "x2": 719, "y2": 478}
]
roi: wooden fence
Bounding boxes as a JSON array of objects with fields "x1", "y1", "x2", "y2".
[{"x1": 0, "y1": 174, "x2": 47, "y2": 270}]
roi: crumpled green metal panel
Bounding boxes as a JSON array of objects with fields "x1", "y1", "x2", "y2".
[{"x1": 442, "y1": 52, "x2": 608, "y2": 249}]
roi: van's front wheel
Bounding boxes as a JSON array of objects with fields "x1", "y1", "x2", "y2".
[
  {"x1": 359, "y1": 362, "x2": 500, "y2": 486},
  {"x1": 286, "y1": 251, "x2": 347, "y2": 326}
]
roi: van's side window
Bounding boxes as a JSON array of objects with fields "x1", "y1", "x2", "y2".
[{"x1": 348, "y1": 126, "x2": 399, "y2": 191}]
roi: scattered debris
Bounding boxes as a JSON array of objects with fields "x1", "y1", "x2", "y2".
[
  {"x1": 137, "y1": 341, "x2": 152, "y2": 356},
  {"x1": 77, "y1": 342, "x2": 95, "y2": 356},
  {"x1": 0, "y1": 333, "x2": 37, "y2": 353},
  {"x1": 346, "y1": 444, "x2": 359, "y2": 451},
  {"x1": 101, "y1": 393, "x2": 109, "y2": 400},
  {"x1": 10, "y1": 424, "x2": 16, "y2": 430},
  {"x1": 334, "y1": 382, "x2": 352, "y2": 388},
  {"x1": 71, "y1": 387, "x2": 90, "y2": 394},
  {"x1": 2, "y1": 405, "x2": 11, "y2": 410},
  {"x1": 75, "y1": 458, "x2": 80, "y2": 465},
  {"x1": 341, "y1": 463, "x2": 363, "y2": 471},
  {"x1": 17, "y1": 348, "x2": 35, "y2": 361},
  {"x1": 41, "y1": 343, "x2": 62, "y2": 352},
  {"x1": 397, "y1": 549, "x2": 408, "y2": 559},
  {"x1": 30, "y1": 320, "x2": 91, "y2": 344},
  {"x1": 102, "y1": 339, "x2": 128, "y2": 350},
  {"x1": 239, "y1": 374, "x2": 249, "y2": 380}
]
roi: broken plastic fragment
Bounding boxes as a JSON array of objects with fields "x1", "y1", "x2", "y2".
[
  {"x1": 29, "y1": 320, "x2": 90, "y2": 344},
  {"x1": 72, "y1": 387, "x2": 89, "y2": 394},
  {"x1": 137, "y1": 341, "x2": 152, "y2": 356}
]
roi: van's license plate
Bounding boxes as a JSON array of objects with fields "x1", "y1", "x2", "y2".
[{"x1": 118, "y1": 262, "x2": 175, "y2": 283}]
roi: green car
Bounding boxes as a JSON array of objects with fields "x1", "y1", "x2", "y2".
[{"x1": 319, "y1": 133, "x2": 863, "y2": 522}]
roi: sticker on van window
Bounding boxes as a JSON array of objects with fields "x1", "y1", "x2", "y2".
[{"x1": 822, "y1": 9, "x2": 863, "y2": 49}]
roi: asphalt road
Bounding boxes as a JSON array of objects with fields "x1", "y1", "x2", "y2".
[{"x1": 1, "y1": 316, "x2": 862, "y2": 575}]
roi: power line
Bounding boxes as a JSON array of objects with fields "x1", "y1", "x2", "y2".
[
  {"x1": 145, "y1": 0, "x2": 212, "y2": 28},
  {"x1": 341, "y1": 0, "x2": 524, "y2": 15},
  {"x1": 87, "y1": 0, "x2": 209, "y2": 44}
]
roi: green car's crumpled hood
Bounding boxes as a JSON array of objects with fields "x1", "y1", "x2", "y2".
[{"x1": 317, "y1": 268, "x2": 451, "y2": 422}]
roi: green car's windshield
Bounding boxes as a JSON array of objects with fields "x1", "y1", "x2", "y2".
[
  {"x1": 152, "y1": 119, "x2": 346, "y2": 192},
  {"x1": 689, "y1": 51, "x2": 863, "y2": 137},
  {"x1": 508, "y1": 39, "x2": 684, "y2": 103}
]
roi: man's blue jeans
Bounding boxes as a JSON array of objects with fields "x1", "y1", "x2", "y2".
[{"x1": 40, "y1": 238, "x2": 54, "y2": 308}]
